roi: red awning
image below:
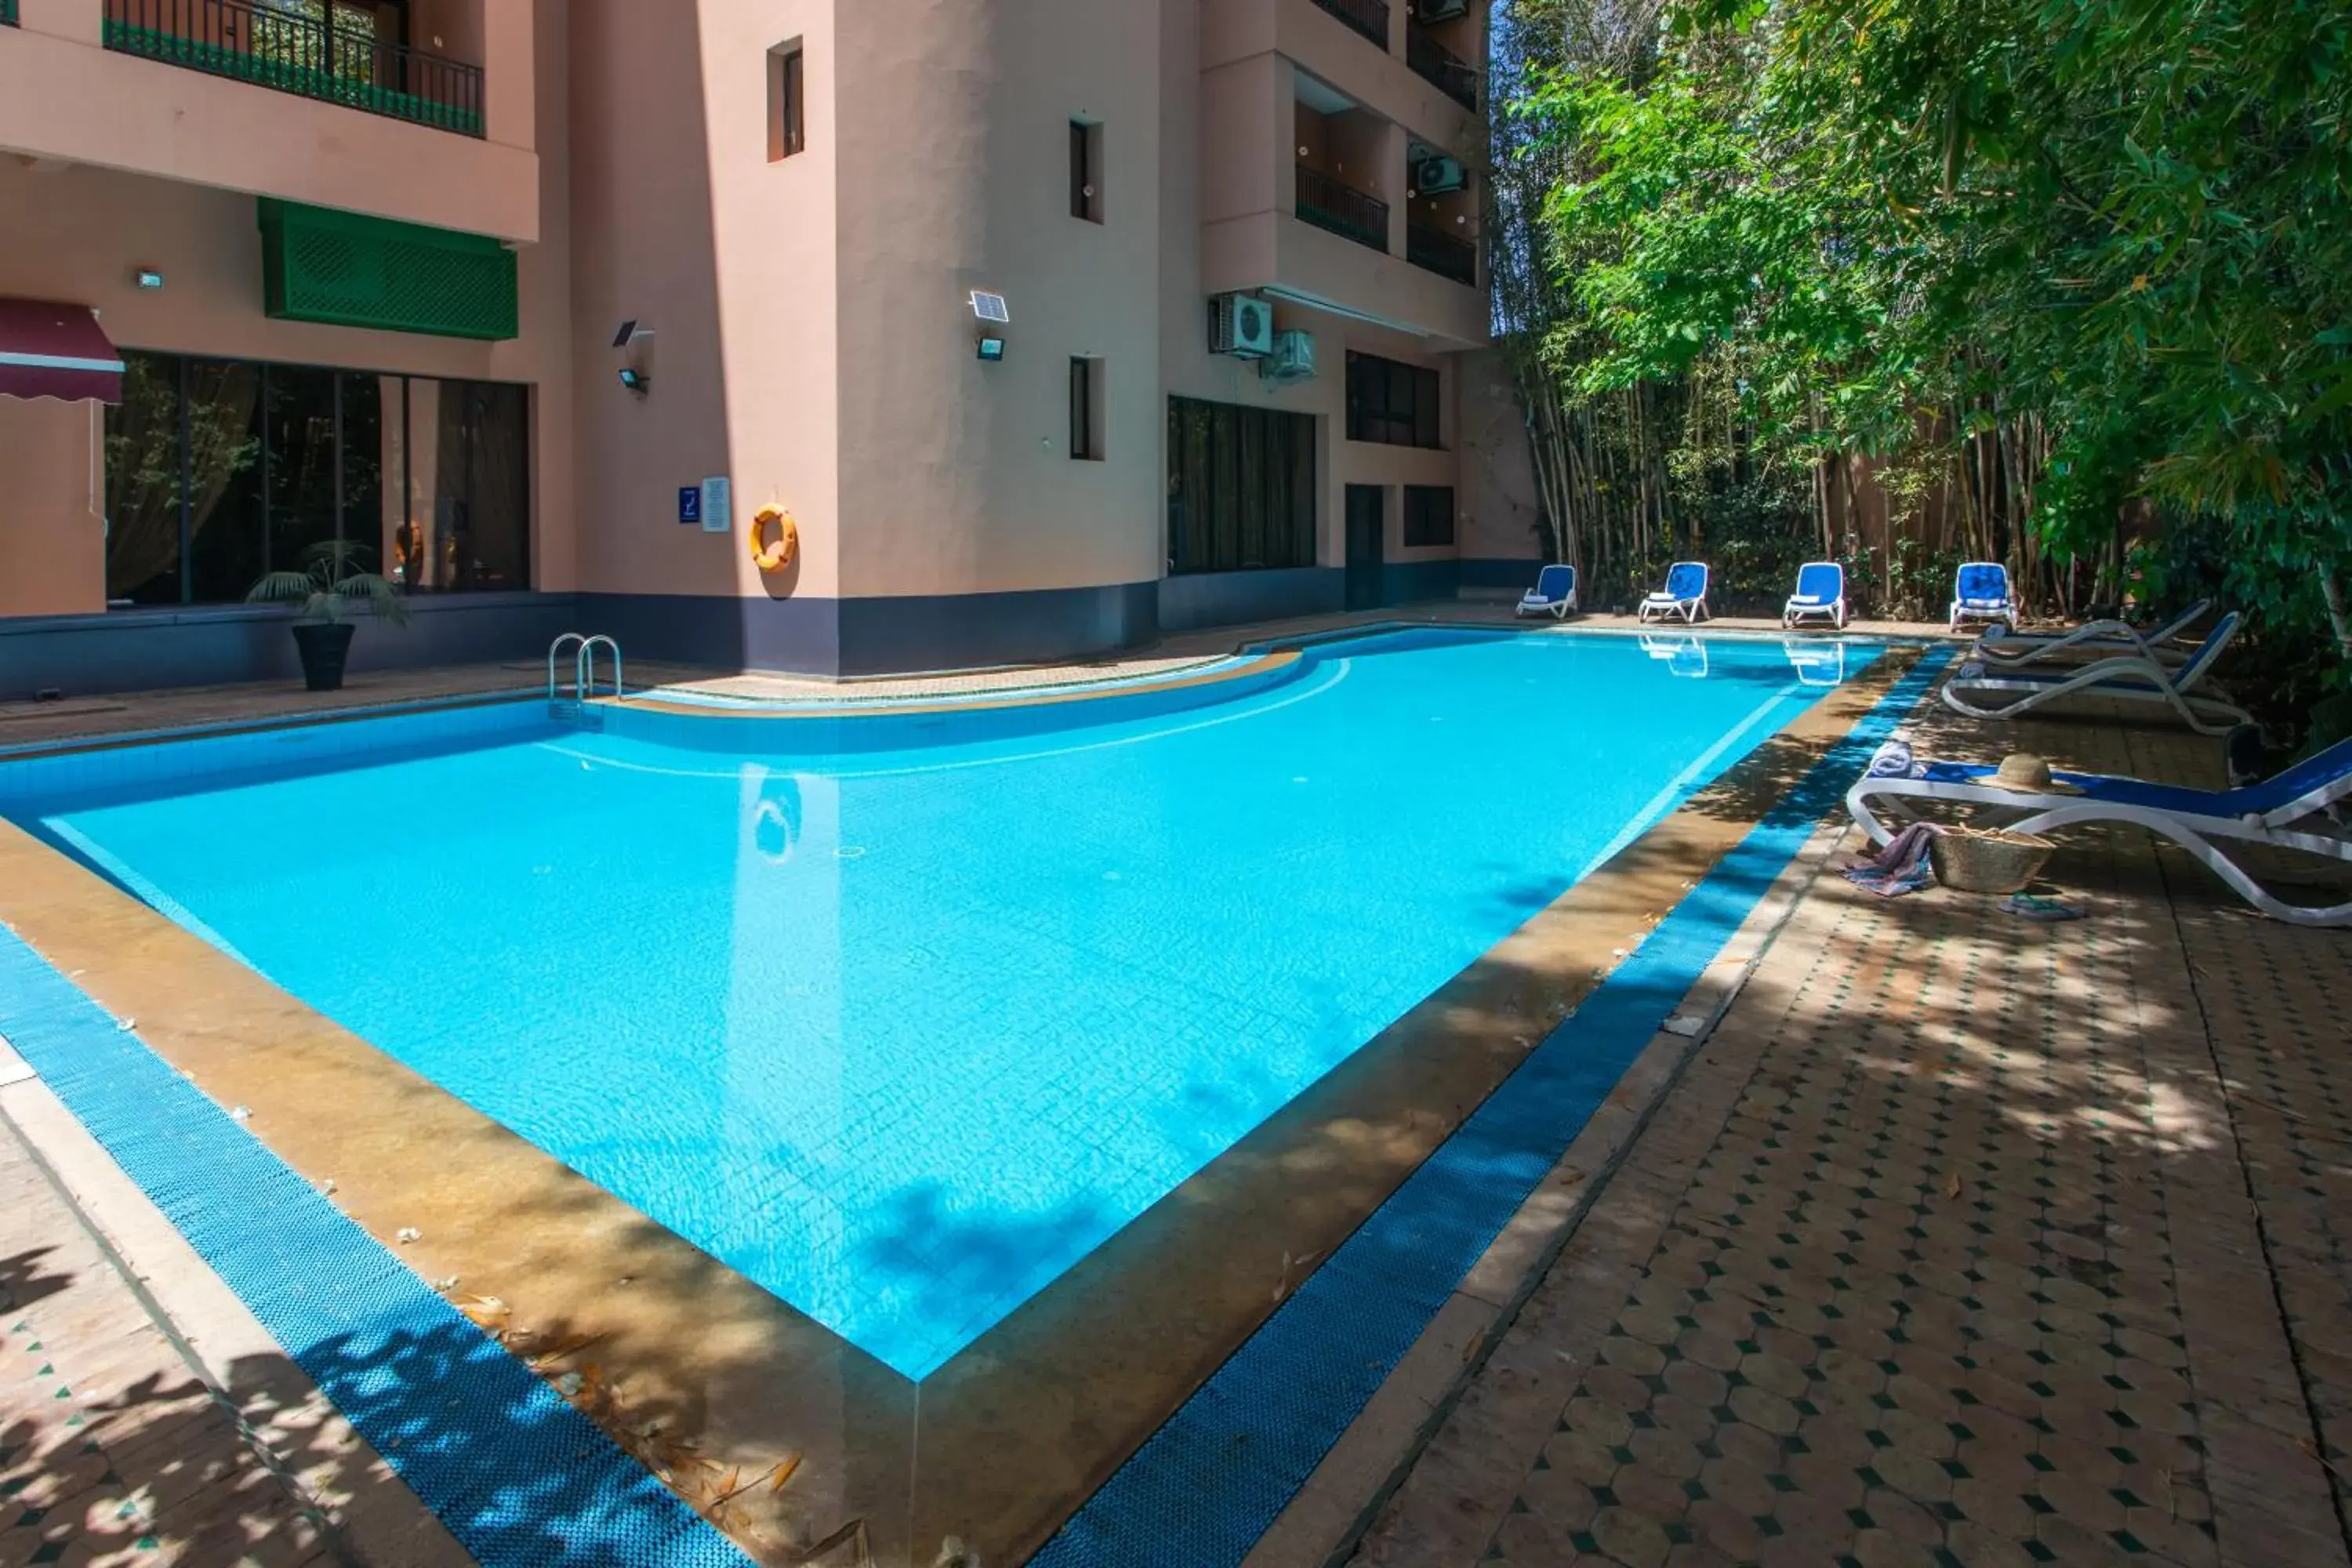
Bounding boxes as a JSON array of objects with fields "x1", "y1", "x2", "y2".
[{"x1": 0, "y1": 298, "x2": 125, "y2": 405}]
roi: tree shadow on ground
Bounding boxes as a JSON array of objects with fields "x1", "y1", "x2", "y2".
[{"x1": 1349, "y1": 690, "x2": 2352, "y2": 1568}]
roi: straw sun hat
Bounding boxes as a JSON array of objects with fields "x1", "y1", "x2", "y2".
[{"x1": 1984, "y1": 753, "x2": 2083, "y2": 794}]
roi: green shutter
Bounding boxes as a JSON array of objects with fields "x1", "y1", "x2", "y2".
[{"x1": 258, "y1": 200, "x2": 518, "y2": 341}]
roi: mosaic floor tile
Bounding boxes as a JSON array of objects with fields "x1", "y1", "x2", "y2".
[{"x1": 1356, "y1": 704, "x2": 2350, "y2": 1568}]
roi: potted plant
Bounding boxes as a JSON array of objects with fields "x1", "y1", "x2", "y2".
[{"x1": 246, "y1": 540, "x2": 412, "y2": 692}]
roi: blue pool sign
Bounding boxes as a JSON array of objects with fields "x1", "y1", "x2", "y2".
[{"x1": 677, "y1": 485, "x2": 700, "y2": 526}]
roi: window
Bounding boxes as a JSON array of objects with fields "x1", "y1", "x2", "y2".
[
  {"x1": 103, "y1": 350, "x2": 530, "y2": 607},
  {"x1": 1403, "y1": 485, "x2": 1456, "y2": 547},
  {"x1": 1167, "y1": 397, "x2": 1316, "y2": 575},
  {"x1": 1345, "y1": 351, "x2": 1442, "y2": 448},
  {"x1": 1069, "y1": 118, "x2": 1103, "y2": 222},
  {"x1": 768, "y1": 42, "x2": 806, "y2": 161},
  {"x1": 1070, "y1": 358, "x2": 1105, "y2": 460}
]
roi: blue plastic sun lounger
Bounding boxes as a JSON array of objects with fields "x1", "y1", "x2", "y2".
[
  {"x1": 1782, "y1": 561, "x2": 1846, "y2": 630},
  {"x1": 1847, "y1": 735, "x2": 2352, "y2": 926},
  {"x1": 1948, "y1": 561, "x2": 2016, "y2": 634},
  {"x1": 1638, "y1": 561, "x2": 1710, "y2": 625},
  {"x1": 1516, "y1": 564, "x2": 1578, "y2": 619}
]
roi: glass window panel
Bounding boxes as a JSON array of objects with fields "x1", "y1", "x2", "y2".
[
  {"x1": 259, "y1": 365, "x2": 339, "y2": 596},
  {"x1": 1404, "y1": 485, "x2": 1455, "y2": 546},
  {"x1": 184, "y1": 358, "x2": 268, "y2": 605},
  {"x1": 339, "y1": 371, "x2": 384, "y2": 575},
  {"x1": 1166, "y1": 396, "x2": 1316, "y2": 575},
  {"x1": 103, "y1": 351, "x2": 189, "y2": 607},
  {"x1": 432, "y1": 378, "x2": 530, "y2": 591}
]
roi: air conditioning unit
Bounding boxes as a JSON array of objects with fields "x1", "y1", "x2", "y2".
[
  {"x1": 1414, "y1": 155, "x2": 1468, "y2": 196},
  {"x1": 1260, "y1": 329, "x2": 1316, "y2": 385},
  {"x1": 1209, "y1": 293, "x2": 1276, "y2": 359},
  {"x1": 1414, "y1": 0, "x2": 1470, "y2": 20}
]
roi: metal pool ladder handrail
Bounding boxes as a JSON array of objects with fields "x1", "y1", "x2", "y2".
[
  {"x1": 579, "y1": 635, "x2": 624, "y2": 701},
  {"x1": 547, "y1": 633, "x2": 625, "y2": 712},
  {"x1": 547, "y1": 633, "x2": 587, "y2": 702}
]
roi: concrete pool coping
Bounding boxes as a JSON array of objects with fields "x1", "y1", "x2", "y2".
[{"x1": 0, "y1": 630, "x2": 1930, "y2": 1566}]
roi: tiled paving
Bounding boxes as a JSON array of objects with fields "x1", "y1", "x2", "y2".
[
  {"x1": 0, "y1": 1114, "x2": 337, "y2": 1567},
  {"x1": 1350, "y1": 705, "x2": 2352, "y2": 1568}
]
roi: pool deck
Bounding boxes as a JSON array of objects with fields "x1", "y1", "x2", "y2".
[
  {"x1": 1330, "y1": 700, "x2": 2352, "y2": 1568},
  {"x1": 6, "y1": 608, "x2": 2339, "y2": 1567}
]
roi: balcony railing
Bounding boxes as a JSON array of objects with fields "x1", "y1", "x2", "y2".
[
  {"x1": 103, "y1": 0, "x2": 485, "y2": 137},
  {"x1": 1407, "y1": 24, "x2": 1479, "y2": 111},
  {"x1": 1408, "y1": 220, "x2": 1478, "y2": 285},
  {"x1": 1311, "y1": 0, "x2": 1388, "y2": 47},
  {"x1": 1297, "y1": 165, "x2": 1390, "y2": 253}
]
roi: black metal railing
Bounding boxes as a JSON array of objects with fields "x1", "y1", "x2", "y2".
[
  {"x1": 1408, "y1": 220, "x2": 1477, "y2": 285},
  {"x1": 1311, "y1": 0, "x2": 1388, "y2": 47},
  {"x1": 1406, "y1": 23, "x2": 1479, "y2": 111},
  {"x1": 103, "y1": 0, "x2": 485, "y2": 136},
  {"x1": 1297, "y1": 165, "x2": 1390, "y2": 253}
]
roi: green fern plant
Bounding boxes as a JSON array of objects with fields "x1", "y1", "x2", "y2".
[{"x1": 246, "y1": 540, "x2": 412, "y2": 626}]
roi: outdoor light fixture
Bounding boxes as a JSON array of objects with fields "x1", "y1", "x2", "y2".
[
  {"x1": 975, "y1": 336, "x2": 1007, "y2": 362},
  {"x1": 618, "y1": 366, "x2": 650, "y2": 394},
  {"x1": 133, "y1": 268, "x2": 164, "y2": 290}
]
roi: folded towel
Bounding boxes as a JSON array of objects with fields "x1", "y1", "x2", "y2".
[{"x1": 1865, "y1": 740, "x2": 1920, "y2": 779}]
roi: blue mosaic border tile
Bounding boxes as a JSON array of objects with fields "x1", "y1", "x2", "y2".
[
  {"x1": 1032, "y1": 646, "x2": 1954, "y2": 1568},
  {"x1": 0, "y1": 930, "x2": 750, "y2": 1568}
]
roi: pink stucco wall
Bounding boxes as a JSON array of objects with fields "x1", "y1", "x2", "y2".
[
  {"x1": 2, "y1": 0, "x2": 1495, "y2": 655},
  {"x1": 0, "y1": 0, "x2": 574, "y2": 617},
  {"x1": 0, "y1": 0, "x2": 538, "y2": 242}
]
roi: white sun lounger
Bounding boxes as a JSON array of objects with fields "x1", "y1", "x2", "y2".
[
  {"x1": 1846, "y1": 737, "x2": 2352, "y2": 926},
  {"x1": 1782, "y1": 561, "x2": 1847, "y2": 630},
  {"x1": 1516, "y1": 564, "x2": 1578, "y2": 619},
  {"x1": 1976, "y1": 599, "x2": 2213, "y2": 670},
  {"x1": 1939, "y1": 612, "x2": 2249, "y2": 735},
  {"x1": 1638, "y1": 562, "x2": 1710, "y2": 625}
]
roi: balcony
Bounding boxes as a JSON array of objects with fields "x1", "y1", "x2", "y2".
[
  {"x1": 1407, "y1": 220, "x2": 1476, "y2": 286},
  {"x1": 1296, "y1": 164, "x2": 1389, "y2": 253},
  {"x1": 1310, "y1": 0, "x2": 1388, "y2": 48},
  {"x1": 1406, "y1": 23, "x2": 1477, "y2": 111},
  {"x1": 102, "y1": 0, "x2": 485, "y2": 137}
]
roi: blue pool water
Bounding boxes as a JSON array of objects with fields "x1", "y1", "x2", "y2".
[{"x1": 9, "y1": 629, "x2": 1875, "y2": 1378}]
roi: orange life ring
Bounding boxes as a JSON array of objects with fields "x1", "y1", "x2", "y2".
[{"x1": 749, "y1": 505, "x2": 798, "y2": 572}]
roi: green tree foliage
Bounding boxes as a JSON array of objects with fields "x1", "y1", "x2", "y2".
[{"x1": 1500, "y1": 0, "x2": 2352, "y2": 694}]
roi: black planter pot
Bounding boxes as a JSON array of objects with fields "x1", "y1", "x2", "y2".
[{"x1": 290, "y1": 621, "x2": 358, "y2": 692}]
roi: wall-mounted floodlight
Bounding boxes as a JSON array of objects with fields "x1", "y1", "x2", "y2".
[
  {"x1": 975, "y1": 336, "x2": 1007, "y2": 362},
  {"x1": 134, "y1": 268, "x2": 165, "y2": 291},
  {"x1": 618, "y1": 366, "x2": 650, "y2": 395}
]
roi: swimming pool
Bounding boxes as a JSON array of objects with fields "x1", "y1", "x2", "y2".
[{"x1": 3, "y1": 627, "x2": 1878, "y2": 1379}]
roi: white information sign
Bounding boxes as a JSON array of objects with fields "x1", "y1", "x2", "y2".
[{"x1": 699, "y1": 476, "x2": 731, "y2": 535}]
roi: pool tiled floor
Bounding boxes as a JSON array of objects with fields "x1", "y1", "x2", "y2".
[{"x1": 1348, "y1": 707, "x2": 2352, "y2": 1568}]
